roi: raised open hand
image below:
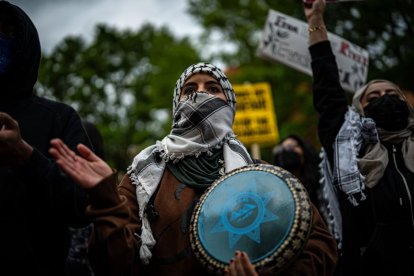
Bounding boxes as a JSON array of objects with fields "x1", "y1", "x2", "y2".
[{"x1": 49, "y1": 138, "x2": 113, "y2": 189}]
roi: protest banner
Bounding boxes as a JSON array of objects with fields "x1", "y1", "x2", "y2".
[{"x1": 256, "y1": 9, "x2": 369, "y2": 93}]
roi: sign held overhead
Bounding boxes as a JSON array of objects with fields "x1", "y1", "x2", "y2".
[{"x1": 257, "y1": 9, "x2": 369, "y2": 93}]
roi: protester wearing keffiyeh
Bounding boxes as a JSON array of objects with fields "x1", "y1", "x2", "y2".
[
  {"x1": 321, "y1": 80, "x2": 414, "y2": 202},
  {"x1": 318, "y1": 79, "x2": 414, "y2": 253},
  {"x1": 127, "y1": 62, "x2": 254, "y2": 264},
  {"x1": 324, "y1": 80, "x2": 414, "y2": 204},
  {"x1": 352, "y1": 80, "x2": 414, "y2": 186}
]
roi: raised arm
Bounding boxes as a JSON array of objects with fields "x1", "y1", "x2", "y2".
[
  {"x1": 303, "y1": 0, "x2": 348, "y2": 162},
  {"x1": 304, "y1": 0, "x2": 328, "y2": 45}
]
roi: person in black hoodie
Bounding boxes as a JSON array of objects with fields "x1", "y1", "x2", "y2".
[
  {"x1": 304, "y1": 0, "x2": 414, "y2": 275},
  {"x1": 0, "y1": 1, "x2": 93, "y2": 275}
]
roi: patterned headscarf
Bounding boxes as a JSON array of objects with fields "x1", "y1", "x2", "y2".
[
  {"x1": 172, "y1": 62, "x2": 236, "y2": 115},
  {"x1": 352, "y1": 79, "x2": 408, "y2": 114},
  {"x1": 127, "y1": 62, "x2": 253, "y2": 264}
]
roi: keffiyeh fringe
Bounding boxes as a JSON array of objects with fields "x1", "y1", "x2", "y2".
[
  {"x1": 127, "y1": 135, "x2": 253, "y2": 264},
  {"x1": 317, "y1": 149, "x2": 343, "y2": 251},
  {"x1": 331, "y1": 106, "x2": 378, "y2": 206}
]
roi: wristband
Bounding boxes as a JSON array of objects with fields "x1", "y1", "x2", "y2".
[{"x1": 308, "y1": 25, "x2": 325, "y2": 33}]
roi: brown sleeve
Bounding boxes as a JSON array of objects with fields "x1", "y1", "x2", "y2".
[
  {"x1": 86, "y1": 173, "x2": 143, "y2": 276},
  {"x1": 281, "y1": 204, "x2": 339, "y2": 276}
]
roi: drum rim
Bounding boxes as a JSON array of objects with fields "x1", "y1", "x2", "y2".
[{"x1": 189, "y1": 163, "x2": 313, "y2": 273}]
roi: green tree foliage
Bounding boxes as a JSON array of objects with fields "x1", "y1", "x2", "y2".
[
  {"x1": 36, "y1": 24, "x2": 201, "y2": 171},
  {"x1": 325, "y1": 0, "x2": 414, "y2": 92},
  {"x1": 187, "y1": 0, "x2": 414, "y2": 160},
  {"x1": 36, "y1": 0, "x2": 413, "y2": 167}
]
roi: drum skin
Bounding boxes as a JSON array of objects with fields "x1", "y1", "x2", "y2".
[{"x1": 189, "y1": 164, "x2": 312, "y2": 274}]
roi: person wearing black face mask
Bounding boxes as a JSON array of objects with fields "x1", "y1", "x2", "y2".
[
  {"x1": 304, "y1": 1, "x2": 414, "y2": 275},
  {"x1": 272, "y1": 135, "x2": 320, "y2": 207},
  {"x1": 0, "y1": 2, "x2": 93, "y2": 275},
  {"x1": 273, "y1": 145, "x2": 302, "y2": 171},
  {"x1": 362, "y1": 89, "x2": 410, "y2": 132}
]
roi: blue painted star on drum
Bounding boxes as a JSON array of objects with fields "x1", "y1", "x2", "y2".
[
  {"x1": 196, "y1": 169, "x2": 296, "y2": 263},
  {"x1": 210, "y1": 180, "x2": 278, "y2": 248}
]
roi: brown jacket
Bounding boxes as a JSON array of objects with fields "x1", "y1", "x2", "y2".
[{"x1": 86, "y1": 168, "x2": 338, "y2": 276}]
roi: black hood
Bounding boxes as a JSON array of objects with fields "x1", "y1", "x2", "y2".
[{"x1": 0, "y1": 1, "x2": 40, "y2": 103}]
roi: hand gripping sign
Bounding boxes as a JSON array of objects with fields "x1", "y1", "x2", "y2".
[{"x1": 257, "y1": 8, "x2": 369, "y2": 93}]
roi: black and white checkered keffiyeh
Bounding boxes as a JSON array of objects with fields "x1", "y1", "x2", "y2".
[
  {"x1": 331, "y1": 106, "x2": 378, "y2": 206},
  {"x1": 172, "y1": 62, "x2": 236, "y2": 115},
  {"x1": 317, "y1": 107, "x2": 378, "y2": 252},
  {"x1": 127, "y1": 62, "x2": 253, "y2": 264}
]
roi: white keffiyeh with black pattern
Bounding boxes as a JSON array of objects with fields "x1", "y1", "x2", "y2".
[{"x1": 127, "y1": 63, "x2": 253, "y2": 264}]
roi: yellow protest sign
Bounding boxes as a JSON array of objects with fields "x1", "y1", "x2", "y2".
[{"x1": 233, "y1": 82, "x2": 279, "y2": 146}]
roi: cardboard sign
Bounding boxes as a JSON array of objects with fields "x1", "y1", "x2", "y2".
[
  {"x1": 257, "y1": 9, "x2": 369, "y2": 93},
  {"x1": 233, "y1": 82, "x2": 279, "y2": 146}
]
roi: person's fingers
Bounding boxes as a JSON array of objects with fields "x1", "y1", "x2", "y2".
[
  {"x1": 234, "y1": 251, "x2": 246, "y2": 276},
  {"x1": 61, "y1": 140, "x2": 77, "y2": 160},
  {"x1": 77, "y1": 143, "x2": 100, "y2": 162},
  {"x1": 0, "y1": 113, "x2": 18, "y2": 134},
  {"x1": 240, "y1": 251, "x2": 251, "y2": 266},
  {"x1": 315, "y1": 0, "x2": 326, "y2": 10},
  {"x1": 303, "y1": 0, "x2": 313, "y2": 9},
  {"x1": 240, "y1": 252, "x2": 257, "y2": 276},
  {"x1": 49, "y1": 139, "x2": 80, "y2": 172},
  {"x1": 0, "y1": 112, "x2": 13, "y2": 125},
  {"x1": 52, "y1": 138, "x2": 78, "y2": 161},
  {"x1": 50, "y1": 138, "x2": 67, "y2": 155},
  {"x1": 227, "y1": 258, "x2": 237, "y2": 276}
]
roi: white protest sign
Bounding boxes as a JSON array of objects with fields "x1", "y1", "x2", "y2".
[{"x1": 257, "y1": 9, "x2": 369, "y2": 93}]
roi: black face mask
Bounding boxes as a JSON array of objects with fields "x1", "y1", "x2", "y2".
[
  {"x1": 363, "y1": 94, "x2": 410, "y2": 131},
  {"x1": 273, "y1": 149, "x2": 302, "y2": 171}
]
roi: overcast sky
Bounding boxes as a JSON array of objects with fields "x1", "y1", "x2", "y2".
[{"x1": 8, "y1": 0, "x2": 203, "y2": 53}]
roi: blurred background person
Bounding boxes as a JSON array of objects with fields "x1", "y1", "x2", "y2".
[
  {"x1": 0, "y1": 1, "x2": 92, "y2": 275},
  {"x1": 272, "y1": 134, "x2": 320, "y2": 206}
]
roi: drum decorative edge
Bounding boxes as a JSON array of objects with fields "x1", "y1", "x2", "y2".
[{"x1": 189, "y1": 164, "x2": 313, "y2": 274}]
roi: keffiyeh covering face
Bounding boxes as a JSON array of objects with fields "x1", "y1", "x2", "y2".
[{"x1": 127, "y1": 62, "x2": 253, "y2": 264}]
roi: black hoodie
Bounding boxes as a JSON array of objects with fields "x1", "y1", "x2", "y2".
[{"x1": 0, "y1": 2, "x2": 92, "y2": 275}]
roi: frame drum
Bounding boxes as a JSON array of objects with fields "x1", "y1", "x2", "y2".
[{"x1": 189, "y1": 164, "x2": 312, "y2": 274}]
